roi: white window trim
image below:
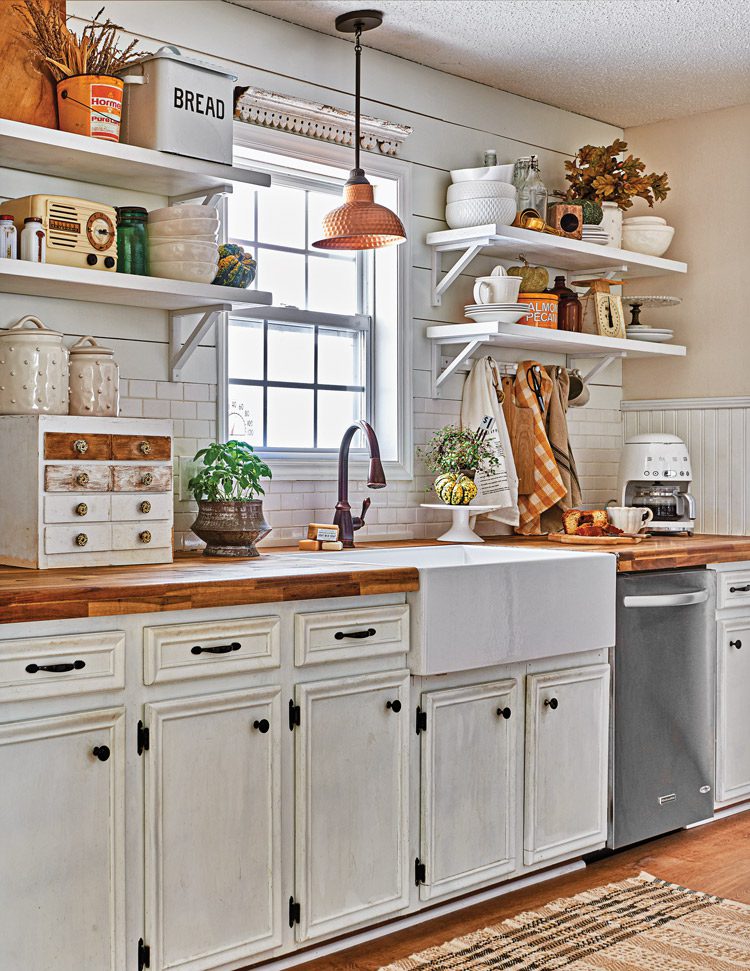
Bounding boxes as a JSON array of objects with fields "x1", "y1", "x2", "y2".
[{"x1": 218, "y1": 120, "x2": 413, "y2": 482}]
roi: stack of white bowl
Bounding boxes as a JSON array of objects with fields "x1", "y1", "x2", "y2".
[
  {"x1": 621, "y1": 216, "x2": 675, "y2": 257},
  {"x1": 147, "y1": 205, "x2": 220, "y2": 285},
  {"x1": 446, "y1": 163, "x2": 516, "y2": 230}
]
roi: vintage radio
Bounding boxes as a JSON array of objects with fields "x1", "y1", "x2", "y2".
[{"x1": 1, "y1": 194, "x2": 118, "y2": 271}]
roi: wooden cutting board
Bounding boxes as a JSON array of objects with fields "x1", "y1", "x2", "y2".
[
  {"x1": 0, "y1": 0, "x2": 63, "y2": 130},
  {"x1": 501, "y1": 375, "x2": 535, "y2": 495},
  {"x1": 548, "y1": 532, "x2": 644, "y2": 546}
]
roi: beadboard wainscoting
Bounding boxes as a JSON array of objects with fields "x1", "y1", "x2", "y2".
[{"x1": 622, "y1": 398, "x2": 750, "y2": 535}]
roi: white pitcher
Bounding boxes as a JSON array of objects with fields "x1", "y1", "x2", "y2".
[{"x1": 473, "y1": 266, "x2": 522, "y2": 304}]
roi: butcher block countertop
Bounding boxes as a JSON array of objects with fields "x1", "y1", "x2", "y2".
[{"x1": 0, "y1": 534, "x2": 747, "y2": 625}]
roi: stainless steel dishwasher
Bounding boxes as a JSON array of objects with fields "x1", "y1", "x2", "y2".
[{"x1": 611, "y1": 568, "x2": 715, "y2": 849}]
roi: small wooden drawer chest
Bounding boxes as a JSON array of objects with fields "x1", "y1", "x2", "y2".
[{"x1": 0, "y1": 415, "x2": 174, "y2": 568}]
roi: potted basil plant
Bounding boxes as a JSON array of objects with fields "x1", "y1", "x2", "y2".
[{"x1": 188, "y1": 440, "x2": 272, "y2": 557}]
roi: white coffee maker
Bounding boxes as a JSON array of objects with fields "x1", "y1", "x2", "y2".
[{"x1": 617, "y1": 433, "x2": 697, "y2": 535}]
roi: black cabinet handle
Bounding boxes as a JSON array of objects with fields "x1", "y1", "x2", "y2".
[
  {"x1": 92, "y1": 745, "x2": 110, "y2": 762},
  {"x1": 730, "y1": 639, "x2": 743, "y2": 649},
  {"x1": 26, "y1": 660, "x2": 86, "y2": 674},
  {"x1": 730, "y1": 584, "x2": 750, "y2": 593},
  {"x1": 497, "y1": 707, "x2": 512, "y2": 719},
  {"x1": 191, "y1": 642, "x2": 241, "y2": 655},
  {"x1": 386, "y1": 699, "x2": 402, "y2": 713},
  {"x1": 544, "y1": 697, "x2": 559, "y2": 710},
  {"x1": 334, "y1": 628, "x2": 377, "y2": 640},
  {"x1": 253, "y1": 719, "x2": 270, "y2": 734}
]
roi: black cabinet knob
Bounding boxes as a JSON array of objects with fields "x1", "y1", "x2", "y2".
[
  {"x1": 92, "y1": 745, "x2": 110, "y2": 762},
  {"x1": 386, "y1": 699, "x2": 402, "y2": 713},
  {"x1": 544, "y1": 697, "x2": 559, "y2": 710},
  {"x1": 730, "y1": 639, "x2": 743, "y2": 649},
  {"x1": 496, "y1": 707, "x2": 512, "y2": 719},
  {"x1": 253, "y1": 719, "x2": 270, "y2": 734}
]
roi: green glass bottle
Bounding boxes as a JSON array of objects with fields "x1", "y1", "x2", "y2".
[{"x1": 116, "y1": 206, "x2": 149, "y2": 276}]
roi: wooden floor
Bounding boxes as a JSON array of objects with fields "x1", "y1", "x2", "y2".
[{"x1": 293, "y1": 811, "x2": 750, "y2": 970}]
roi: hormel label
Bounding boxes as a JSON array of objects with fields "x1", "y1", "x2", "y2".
[{"x1": 90, "y1": 83, "x2": 122, "y2": 141}]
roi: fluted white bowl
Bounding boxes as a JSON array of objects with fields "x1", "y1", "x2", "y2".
[
  {"x1": 148, "y1": 204, "x2": 219, "y2": 223},
  {"x1": 147, "y1": 216, "x2": 219, "y2": 238},
  {"x1": 621, "y1": 225, "x2": 675, "y2": 257},
  {"x1": 148, "y1": 239, "x2": 219, "y2": 263},
  {"x1": 445, "y1": 197, "x2": 517, "y2": 230},
  {"x1": 150, "y1": 259, "x2": 219, "y2": 285},
  {"x1": 450, "y1": 164, "x2": 515, "y2": 183},
  {"x1": 447, "y1": 180, "x2": 516, "y2": 203}
]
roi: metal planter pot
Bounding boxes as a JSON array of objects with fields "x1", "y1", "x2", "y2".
[{"x1": 191, "y1": 499, "x2": 271, "y2": 557}]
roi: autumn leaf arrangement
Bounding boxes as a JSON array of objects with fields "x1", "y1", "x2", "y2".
[
  {"x1": 14, "y1": 0, "x2": 144, "y2": 81},
  {"x1": 564, "y1": 139, "x2": 670, "y2": 211}
]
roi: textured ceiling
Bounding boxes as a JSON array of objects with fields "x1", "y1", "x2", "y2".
[{"x1": 228, "y1": 0, "x2": 750, "y2": 127}]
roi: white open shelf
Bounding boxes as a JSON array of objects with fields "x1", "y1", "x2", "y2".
[
  {"x1": 426, "y1": 223, "x2": 687, "y2": 306},
  {"x1": 0, "y1": 118, "x2": 271, "y2": 198},
  {"x1": 426, "y1": 321, "x2": 686, "y2": 395}
]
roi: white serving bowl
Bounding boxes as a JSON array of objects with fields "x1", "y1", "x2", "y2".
[
  {"x1": 446, "y1": 197, "x2": 516, "y2": 230},
  {"x1": 150, "y1": 259, "x2": 219, "y2": 285},
  {"x1": 147, "y1": 216, "x2": 219, "y2": 238},
  {"x1": 148, "y1": 204, "x2": 219, "y2": 223},
  {"x1": 148, "y1": 239, "x2": 219, "y2": 263},
  {"x1": 621, "y1": 225, "x2": 675, "y2": 257},
  {"x1": 450, "y1": 164, "x2": 515, "y2": 184},
  {"x1": 447, "y1": 180, "x2": 516, "y2": 203},
  {"x1": 622, "y1": 215, "x2": 667, "y2": 227}
]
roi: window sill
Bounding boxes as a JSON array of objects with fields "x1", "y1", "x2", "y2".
[{"x1": 257, "y1": 454, "x2": 413, "y2": 482}]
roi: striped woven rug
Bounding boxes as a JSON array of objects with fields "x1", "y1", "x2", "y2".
[{"x1": 378, "y1": 872, "x2": 750, "y2": 970}]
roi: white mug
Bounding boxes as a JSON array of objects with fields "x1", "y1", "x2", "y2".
[
  {"x1": 473, "y1": 273, "x2": 522, "y2": 305},
  {"x1": 608, "y1": 506, "x2": 654, "y2": 534}
]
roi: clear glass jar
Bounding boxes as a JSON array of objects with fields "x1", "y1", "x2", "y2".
[
  {"x1": 116, "y1": 206, "x2": 149, "y2": 276},
  {"x1": 519, "y1": 156, "x2": 548, "y2": 220},
  {"x1": 512, "y1": 157, "x2": 532, "y2": 200}
]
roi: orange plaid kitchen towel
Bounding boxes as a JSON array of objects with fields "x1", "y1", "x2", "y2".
[{"x1": 514, "y1": 361, "x2": 566, "y2": 534}]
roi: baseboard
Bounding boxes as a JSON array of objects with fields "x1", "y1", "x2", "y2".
[{"x1": 686, "y1": 800, "x2": 750, "y2": 828}]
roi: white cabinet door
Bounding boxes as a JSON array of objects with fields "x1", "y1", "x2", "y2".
[
  {"x1": 420, "y1": 680, "x2": 518, "y2": 900},
  {"x1": 717, "y1": 620, "x2": 750, "y2": 803},
  {"x1": 524, "y1": 664, "x2": 610, "y2": 866},
  {"x1": 0, "y1": 708, "x2": 125, "y2": 971},
  {"x1": 144, "y1": 688, "x2": 282, "y2": 971},
  {"x1": 295, "y1": 671, "x2": 410, "y2": 942}
]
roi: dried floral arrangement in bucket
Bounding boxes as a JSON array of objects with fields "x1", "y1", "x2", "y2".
[
  {"x1": 564, "y1": 139, "x2": 670, "y2": 211},
  {"x1": 14, "y1": 1, "x2": 143, "y2": 80}
]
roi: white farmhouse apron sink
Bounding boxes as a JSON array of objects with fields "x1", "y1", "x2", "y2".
[{"x1": 316, "y1": 545, "x2": 616, "y2": 674}]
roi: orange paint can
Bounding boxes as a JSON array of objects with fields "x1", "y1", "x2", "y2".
[{"x1": 57, "y1": 75, "x2": 124, "y2": 142}]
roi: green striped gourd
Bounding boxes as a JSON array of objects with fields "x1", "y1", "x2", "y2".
[
  {"x1": 434, "y1": 473, "x2": 478, "y2": 506},
  {"x1": 213, "y1": 244, "x2": 257, "y2": 288}
]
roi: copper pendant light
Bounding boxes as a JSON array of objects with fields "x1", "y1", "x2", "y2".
[{"x1": 312, "y1": 10, "x2": 406, "y2": 251}]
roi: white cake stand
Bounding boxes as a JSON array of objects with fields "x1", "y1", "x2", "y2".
[{"x1": 421, "y1": 503, "x2": 500, "y2": 543}]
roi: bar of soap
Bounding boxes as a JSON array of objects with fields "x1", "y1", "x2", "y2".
[
  {"x1": 322, "y1": 540, "x2": 344, "y2": 551},
  {"x1": 307, "y1": 523, "x2": 339, "y2": 542},
  {"x1": 298, "y1": 539, "x2": 322, "y2": 552}
]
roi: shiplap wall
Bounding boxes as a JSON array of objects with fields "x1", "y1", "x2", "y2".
[
  {"x1": 623, "y1": 399, "x2": 750, "y2": 536},
  {"x1": 0, "y1": 0, "x2": 624, "y2": 548}
]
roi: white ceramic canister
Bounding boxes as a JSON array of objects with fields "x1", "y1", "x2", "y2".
[
  {"x1": 0, "y1": 316, "x2": 69, "y2": 415},
  {"x1": 68, "y1": 336, "x2": 120, "y2": 416},
  {"x1": 600, "y1": 201, "x2": 623, "y2": 247}
]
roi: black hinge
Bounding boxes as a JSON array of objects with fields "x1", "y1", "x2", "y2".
[
  {"x1": 138, "y1": 938, "x2": 150, "y2": 971},
  {"x1": 288, "y1": 896, "x2": 301, "y2": 927},
  {"x1": 415, "y1": 706, "x2": 427, "y2": 735},
  {"x1": 414, "y1": 858, "x2": 426, "y2": 886},
  {"x1": 288, "y1": 699, "x2": 301, "y2": 731},
  {"x1": 137, "y1": 720, "x2": 150, "y2": 756}
]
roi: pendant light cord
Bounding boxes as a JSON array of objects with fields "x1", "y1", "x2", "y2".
[{"x1": 354, "y1": 24, "x2": 362, "y2": 173}]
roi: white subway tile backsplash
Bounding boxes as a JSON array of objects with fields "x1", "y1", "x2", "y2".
[
  {"x1": 157, "y1": 382, "x2": 184, "y2": 400},
  {"x1": 128, "y1": 380, "x2": 157, "y2": 399}
]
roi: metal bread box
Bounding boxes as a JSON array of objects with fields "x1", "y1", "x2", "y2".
[{"x1": 119, "y1": 46, "x2": 237, "y2": 164}]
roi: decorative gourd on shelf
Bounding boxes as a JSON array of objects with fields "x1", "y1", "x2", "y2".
[
  {"x1": 507, "y1": 257, "x2": 549, "y2": 293},
  {"x1": 568, "y1": 198, "x2": 603, "y2": 225},
  {"x1": 434, "y1": 472, "x2": 478, "y2": 506},
  {"x1": 213, "y1": 243, "x2": 257, "y2": 288}
]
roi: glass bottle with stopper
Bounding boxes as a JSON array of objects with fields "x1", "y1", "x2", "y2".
[{"x1": 519, "y1": 156, "x2": 548, "y2": 220}]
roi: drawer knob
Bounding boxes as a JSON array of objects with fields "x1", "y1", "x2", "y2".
[
  {"x1": 140, "y1": 500, "x2": 152, "y2": 514},
  {"x1": 497, "y1": 706, "x2": 512, "y2": 719},
  {"x1": 190, "y1": 641, "x2": 241, "y2": 655},
  {"x1": 75, "y1": 532, "x2": 88, "y2": 547},
  {"x1": 730, "y1": 584, "x2": 750, "y2": 593},
  {"x1": 139, "y1": 530, "x2": 152, "y2": 544},
  {"x1": 730, "y1": 639, "x2": 743, "y2": 650},
  {"x1": 385, "y1": 699, "x2": 402, "y2": 713},
  {"x1": 92, "y1": 745, "x2": 110, "y2": 762},
  {"x1": 76, "y1": 471, "x2": 90, "y2": 487},
  {"x1": 141, "y1": 472, "x2": 154, "y2": 486},
  {"x1": 253, "y1": 719, "x2": 270, "y2": 734},
  {"x1": 73, "y1": 439, "x2": 88, "y2": 454},
  {"x1": 139, "y1": 440, "x2": 152, "y2": 455},
  {"x1": 544, "y1": 697, "x2": 559, "y2": 710},
  {"x1": 334, "y1": 627, "x2": 377, "y2": 640},
  {"x1": 26, "y1": 660, "x2": 85, "y2": 674},
  {"x1": 76, "y1": 502, "x2": 88, "y2": 517}
]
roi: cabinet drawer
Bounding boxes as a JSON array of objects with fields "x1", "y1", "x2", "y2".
[
  {"x1": 45, "y1": 463, "x2": 112, "y2": 492},
  {"x1": 0, "y1": 630, "x2": 125, "y2": 701},
  {"x1": 144, "y1": 616, "x2": 281, "y2": 684},
  {"x1": 295, "y1": 604, "x2": 409, "y2": 666},
  {"x1": 112, "y1": 464, "x2": 172, "y2": 492},
  {"x1": 44, "y1": 493, "x2": 111, "y2": 523},
  {"x1": 112, "y1": 521, "x2": 171, "y2": 550},
  {"x1": 45, "y1": 523, "x2": 111, "y2": 554},
  {"x1": 111, "y1": 493, "x2": 171, "y2": 521},
  {"x1": 44, "y1": 432, "x2": 111, "y2": 460},
  {"x1": 111, "y1": 434, "x2": 171, "y2": 461},
  {"x1": 718, "y1": 571, "x2": 750, "y2": 609}
]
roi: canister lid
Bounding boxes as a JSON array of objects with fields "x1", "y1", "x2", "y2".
[
  {"x1": 69, "y1": 336, "x2": 115, "y2": 356},
  {"x1": 122, "y1": 45, "x2": 238, "y2": 81},
  {"x1": 0, "y1": 315, "x2": 64, "y2": 342}
]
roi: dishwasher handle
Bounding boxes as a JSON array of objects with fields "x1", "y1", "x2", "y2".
[{"x1": 623, "y1": 590, "x2": 709, "y2": 609}]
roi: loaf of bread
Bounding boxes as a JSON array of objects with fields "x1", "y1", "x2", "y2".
[{"x1": 562, "y1": 509, "x2": 622, "y2": 536}]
